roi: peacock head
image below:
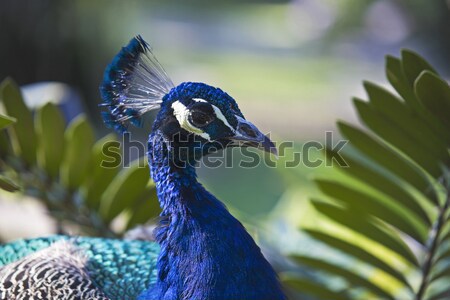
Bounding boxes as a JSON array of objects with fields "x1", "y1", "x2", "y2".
[{"x1": 100, "y1": 36, "x2": 276, "y2": 163}]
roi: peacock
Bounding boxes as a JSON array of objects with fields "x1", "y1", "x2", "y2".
[{"x1": 0, "y1": 36, "x2": 286, "y2": 300}]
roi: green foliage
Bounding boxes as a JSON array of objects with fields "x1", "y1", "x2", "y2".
[
  {"x1": 0, "y1": 78, "x2": 160, "y2": 237},
  {"x1": 35, "y1": 102, "x2": 65, "y2": 179},
  {"x1": 0, "y1": 174, "x2": 20, "y2": 192},
  {"x1": 0, "y1": 114, "x2": 16, "y2": 130},
  {"x1": 0, "y1": 78, "x2": 37, "y2": 166},
  {"x1": 283, "y1": 50, "x2": 450, "y2": 299}
]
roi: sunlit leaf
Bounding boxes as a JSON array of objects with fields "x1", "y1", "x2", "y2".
[
  {"x1": 35, "y1": 103, "x2": 66, "y2": 178},
  {"x1": 0, "y1": 114, "x2": 16, "y2": 130},
  {"x1": 315, "y1": 179, "x2": 428, "y2": 243},
  {"x1": 303, "y1": 229, "x2": 412, "y2": 289},
  {"x1": 0, "y1": 78, "x2": 37, "y2": 165},
  {"x1": 311, "y1": 199, "x2": 419, "y2": 267},
  {"x1": 60, "y1": 115, "x2": 94, "y2": 190}
]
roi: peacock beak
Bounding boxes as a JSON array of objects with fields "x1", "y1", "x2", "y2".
[{"x1": 228, "y1": 116, "x2": 278, "y2": 157}]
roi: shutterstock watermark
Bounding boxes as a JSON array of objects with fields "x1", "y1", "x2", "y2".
[{"x1": 100, "y1": 132, "x2": 348, "y2": 169}]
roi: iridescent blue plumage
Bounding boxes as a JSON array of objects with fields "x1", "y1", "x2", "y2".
[
  {"x1": 142, "y1": 128, "x2": 285, "y2": 299},
  {"x1": 0, "y1": 36, "x2": 284, "y2": 300}
]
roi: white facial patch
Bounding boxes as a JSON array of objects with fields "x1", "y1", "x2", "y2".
[
  {"x1": 172, "y1": 98, "x2": 237, "y2": 141},
  {"x1": 171, "y1": 100, "x2": 211, "y2": 140},
  {"x1": 192, "y1": 98, "x2": 207, "y2": 103},
  {"x1": 193, "y1": 98, "x2": 235, "y2": 132},
  {"x1": 211, "y1": 105, "x2": 235, "y2": 133}
]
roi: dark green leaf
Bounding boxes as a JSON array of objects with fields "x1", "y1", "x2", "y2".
[
  {"x1": 354, "y1": 99, "x2": 443, "y2": 177},
  {"x1": 35, "y1": 103, "x2": 66, "y2": 178},
  {"x1": 364, "y1": 82, "x2": 449, "y2": 164},
  {"x1": 401, "y1": 49, "x2": 438, "y2": 87},
  {"x1": 0, "y1": 78, "x2": 37, "y2": 165},
  {"x1": 0, "y1": 175, "x2": 20, "y2": 192},
  {"x1": 386, "y1": 56, "x2": 450, "y2": 144},
  {"x1": 386, "y1": 56, "x2": 420, "y2": 110},
  {"x1": 290, "y1": 255, "x2": 395, "y2": 300},
  {"x1": 415, "y1": 71, "x2": 450, "y2": 129},
  {"x1": 60, "y1": 115, "x2": 94, "y2": 190},
  {"x1": 304, "y1": 229, "x2": 412, "y2": 289},
  {"x1": 281, "y1": 273, "x2": 350, "y2": 300},
  {"x1": 325, "y1": 148, "x2": 432, "y2": 225},
  {"x1": 386, "y1": 56, "x2": 450, "y2": 143},
  {"x1": 311, "y1": 199, "x2": 418, "y2": 266},
  {"x1": 0, "y1": 131, "x2": 13, "y2": 156},
  {"x1": 338, "y1": 121, "x2": 439, "y2": 205}
]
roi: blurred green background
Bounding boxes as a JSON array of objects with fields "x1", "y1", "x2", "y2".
[{"x1": 0, "y1": 0, "x2": 449, "y2": 284}]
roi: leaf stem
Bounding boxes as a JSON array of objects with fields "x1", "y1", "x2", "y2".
[{"x1": 416, "y1": 181, "x2": 450, "y2": 300}]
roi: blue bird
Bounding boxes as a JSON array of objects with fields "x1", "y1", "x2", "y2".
[{"x1": 0, "y1": 36, "x2": 286, "y2": 300}]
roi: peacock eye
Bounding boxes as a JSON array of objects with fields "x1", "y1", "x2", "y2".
[{"x1": 188, "y1": 110, "x2": 214, "y2": 127}]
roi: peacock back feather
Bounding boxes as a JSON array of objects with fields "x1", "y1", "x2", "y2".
[{"x1": 0, "y1": 236, "x2": 159, "y2": 300}]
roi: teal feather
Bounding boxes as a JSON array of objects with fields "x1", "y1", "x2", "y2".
[{"x1": 0, "y1": 235, "x2": 159, "y2": 300}]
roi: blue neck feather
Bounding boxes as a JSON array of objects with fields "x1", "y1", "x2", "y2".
[{"x1": 139, "y1": 130, "x2": 286, "y2": 300}]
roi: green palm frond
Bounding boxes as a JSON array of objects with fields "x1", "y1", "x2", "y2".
[
  {"x1": 283, "y1": 50, "x2": 450, "y2": 300},
  {"x1": 0, "y1": 78, "x2": 160, "y2": 238}
]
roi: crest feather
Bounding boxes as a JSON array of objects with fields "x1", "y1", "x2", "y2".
[{"x1": 100, "y1": 35, "x2": 174, "y2": 133}]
